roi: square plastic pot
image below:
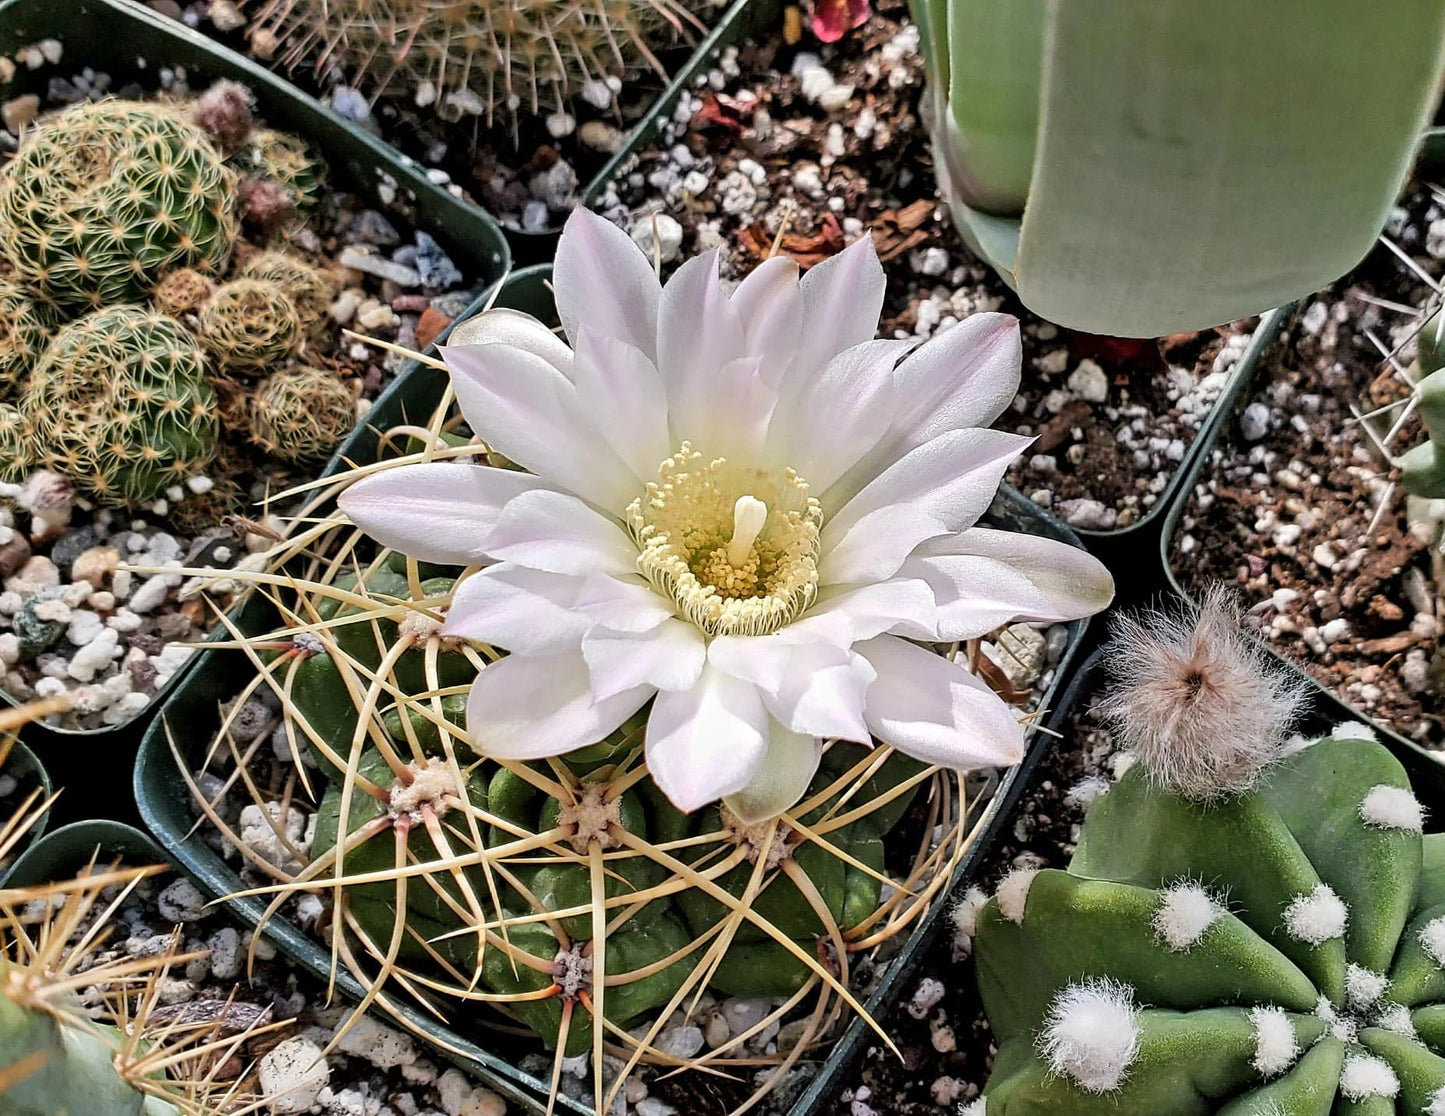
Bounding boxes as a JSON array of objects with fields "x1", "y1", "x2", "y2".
[
  {"x1": 0, "y1": 0, "x2": 511, "y2": 754},
  {"x1": 133, "y1": 265, "x2": 1096, "y2": 1113},
  {"x1": 0, "y1": 738, "x2": 50, "y2": 886}
]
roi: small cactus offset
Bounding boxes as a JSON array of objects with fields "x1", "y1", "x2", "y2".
[
  {"x1": 248, "y1": 366, "x2": 357, "y2": 462},
  {"x1": 972, "y1": 592, "x2": 1445, "y2": 1114},
  {"x1": 247, "y1": 0, "x2": 707, "y2": 122},
  {"x1": 229, "y1": 128, "x2": 324, "y2": 209},
  {"x1": 196, "y1": 277, "x2": 304, "y2": 376},
  {"x1": 238, "y1": 249, "x2": 337, "y2": 335},
  {"x1": 21, "y1": 306, "x2": 219, "y2": 505},
  {"x1": 0, "y1": 100, "x2": 236, "y2": 312}
]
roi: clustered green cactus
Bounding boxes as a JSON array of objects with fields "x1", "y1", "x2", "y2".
[
  {"x1": 247, "y1": 0, "x2": 704, "y2": 121},
  {"x1": 970, "y1": 598, "x2": 1445, "y2": 1114},
  {"x1": 22, "y1": 306, "x2": 219, "y2": 504},
  {"x1": 0, "y1": 101, "x2": 236, "y2": 312},
  {"x1": 239, "y1": 249, "x2": 337, "y2": 335},
  {"x1": 229, "y1": 128, "x2": 324, "y2": 209},
  {"x1": 0, "y1": 281, "x2": 53, "y2": 394},
  {"x1": 197, "y1": 277, "x2": 303, "y2": 376},
  {"x1": 248, "y1": 366, "x2": 357, "y2": 462},
  {"x1": 244, "y1": 557, "x2": 930, "y2": 1072}
]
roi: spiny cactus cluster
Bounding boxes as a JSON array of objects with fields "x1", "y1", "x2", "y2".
[
  {"x1": 239, "y1": 249, "x2": 338, "y2": 335},
  {"x1": 968, "y1": 596, "x2": 1445, "y2": 1114},
  {"x1": 0, "y1": 281, "x2": 53, "y2": 394},
  {"x1": 197, "y1": 277, "x2": 304, "y2": 375},
  {"x1": 247, "y1": 0, "x2": 706, "y2": 122},
  {"x1": 249, "y1": 366, "x2": 357, "y2": 461},
  {"x1": 21, "y1": 306, "x2": 219, "y2": 505},
  {"x1": 0, "y1": 101, "x2": 236, "y2": 312},
  {"x1": 229, "y1": 127, "x2": 324, "y2": 210}
]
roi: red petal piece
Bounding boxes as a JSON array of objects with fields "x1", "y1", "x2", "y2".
[{"x1": 809, "y1": 0, "x2": 869, "y2": 43}]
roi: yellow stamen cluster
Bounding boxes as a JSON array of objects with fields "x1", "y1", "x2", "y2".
[{"x1": 628, "y1": 444, "x2": 822, "y2": 637}]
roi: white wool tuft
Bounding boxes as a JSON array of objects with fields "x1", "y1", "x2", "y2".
[
  {"x1": 1094, "y1": 588, "x2": 1308, "y2": 800},
  {"x1": 1316, "y1": 995, "x2": 1357, "y2": 1044},
  {"x1": 1360, "y1": 784, "x2": 1426, "y2": 832},
  {"x1": 1332, "y1": 721, "x2": 1378, "y2": 742},
  {"x1": 995, "y1": 869, "x2": 1039, "y2": 925},
  {"x1": 1153, "y1": 883, "x2": 1220, "y2": 951},
  {"x1": 1420, "y1": 916, "x2": 1445, "y2": 967},
  {"x1": 959, "y1": 1101, "x2": 986, "y2": 1116},
  {"x1": 1338, "y1": 1053, "x2": 1399, "y2": 1100},
  {"x1": 1278, "y1": 733, "x2": 1316, "y2": 757},
  {"x1": 1038, "y1": 978, "x2": 1141, "y2": 1094},
  {"x1": 1376, "y1": 1003, "x2": 1417, "y2": 1038},
  {"x1": 1346, "y1": 964, "x2": 1390, "y2": 1011},
  {"x1": 1065, "y1": 775, "x2": 1111, "y2": 808},
  {"x1": 1429, "y1": 1083, "x2": 1445, "y2": 1116},
  {"x1": 952, "y1": 887, "x2": 989, "y2": 937},
  {"x1": 1111, "y1": 751, "x2": 1137, "y2": 779},
  {"x1": 1249, "y1": 1006, "x2": 1298, "y2": 1078},
  {"x1": 1283, "y1": 883, "x2": 1347, "y2": 945}
]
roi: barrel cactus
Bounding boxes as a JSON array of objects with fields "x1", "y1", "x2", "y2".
[
  {"x1": 22, "y1": 306, "x2": 219, "y2": 505},
  {"x1": 0, "y1": 100, "x2": 236, "y2": 312},
  {"x1": 197, "y1": 278, "x2": 304, "y2": 376},
  {"x1": 248, "y1": 366, "x2": 356, "y2": 462},
  {"x1": 971, "y1": 593, "x2": 1445, "y2": 1114}
]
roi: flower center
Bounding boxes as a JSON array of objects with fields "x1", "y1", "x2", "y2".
[{"x1": 626, "y1": 444, "x2": 822, "y2": 638}]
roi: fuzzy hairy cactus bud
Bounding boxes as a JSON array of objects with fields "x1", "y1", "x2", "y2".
[
  {"x1": 973, "y1": 598, "x2": 1445, "y2": 1113},
  {"x1": 22, "y1": 306, "x2": 219, "y2": 505},
  {"x1": 197, "y1": 278, "x2": 303, "y2": 376},
  {"x1": 0, "y1": 100, "x2": 236, "y2": 311},
  {"x1": 248, "y1": 366, "x2": 356, "y2": 462},
  {"x1": 1094, "y1": 586, "x2": 1307, "y2": 800},
  {"x1": 228, "y1": 127, "x2": 323, "y2": 209},
  {"x1": 238, "y1": 175, "x2": 296, "y2": 236},
  {"x1": 192, "y1": 78, "x2": 256, "y2": 151}
]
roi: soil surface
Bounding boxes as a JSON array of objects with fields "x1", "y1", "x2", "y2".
[{"x1": 1168, "y1": 181, "x2": 1445, "y2": 750}]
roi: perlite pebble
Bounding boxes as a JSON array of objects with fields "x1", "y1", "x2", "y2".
[{"x1": 259, "y1": 1038, "x2": 330, "y2": 1114}]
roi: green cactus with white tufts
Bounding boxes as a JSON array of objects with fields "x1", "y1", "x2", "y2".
[
  {"x1": 0, "y1": 100, "x2": 236, "y2": 312},
  {"x1": 969, "y1": 590, "x2": 1445, "y2": 1114},
  {"x1": 21, "y1": 306, "x2": 219, "y2": 505}
]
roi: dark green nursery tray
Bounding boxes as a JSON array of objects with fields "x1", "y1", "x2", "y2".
[
  {"x1": 134, "y1": 265, "x2": 1095, "y2": 1115},
  {"x1": 0, "y1": 738, "x2": 50, "y2": 886},
  {"x1": 5, "y1": 818, "x2": 165, "y2": 888},
  {"x1": 0, "y1": 0, "x2": 511, "y2": 751}
]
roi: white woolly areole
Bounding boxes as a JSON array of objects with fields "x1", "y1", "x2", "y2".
[
  {"x1": 1111, "y1": 752, "x2": 1137, "y2": 780},
  {"x1": 952, "y1": 887, "x2": 988, "y2": 937},
  {"x1": 1283, "y1": 883, "x2": 1347, "y2": 945},
  {"x1": 1338, "y1": 1053, "x2": 1399, "y2": 1100},
  {"x1": 1038, "y1": 978, "x2": 1141, "y2": 1094},
  {"x1": 1420, "y1": 916, "x2": 1445, "y2": 966},
  {"x1": 1376, "y1": 1003, "x2": 1417, "y2": 1038},
  {"x1": 1333, "y1": 721, "x2": 1378, "y2": 742},
  {"x1": 995, "y1": 868, "x2": 1039, "y2": 925},
  {"x1": 959, "y1": 1101, "x2": 986, "y2": 1116},
  {"x1": 1249, "y1": 1006, "x2": 1298, "y2": 1078},
  {"x1": 1428, "y1": 1082, "x2": 1445, "y2": 1116},
  {"x1": 1346, "y1": 964, "x2": 1390, "y2": 1011},
  {"x1": 1316, "y1": 995, "x2": 1357, "y2": 1044},
  {"x1": 1065, "y1": 775, "x2": 1111, "y2": 808},
  {"x1": 1153, "y1": 883, "x2": 1220, "y2": 951},
  {"x1": 1360, "y1": 784, "x2": 1426, "y2": 832}
]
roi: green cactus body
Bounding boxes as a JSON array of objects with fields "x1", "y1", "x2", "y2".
[
  {"x1": 0, "y1": 971, "x2": 182, "y2": 1116},
  {"x1": 248, "y1": 366, "x2": 356, "y2": 462},
  {"x1": 0, "y1": 281, "x2": 54, "y2": 395},
  {"x1": 0, "y1": 403, "x2": 32, "y2": 483},
  {"x1": 197, "y1": 278, "x2": 303, "y2": 377},
  {"x1": 22, "y1": 306, "x2": 218, "y2": 504},
  {"x1": 238, "y1": 250, "x2": 337, "y2": 335},
  {"x1": 974, "y1": 733, "x2": 1445, "y2": 1113},
  {"x1": 230, "y1": 129, "x2": 323, "y2": 208},
  {"x1": 1396, "y1": 366, "x2": 1445, "y2": 498},
  {"x1": 0, "y1": 101, "x2": 235, "y2": 312}
]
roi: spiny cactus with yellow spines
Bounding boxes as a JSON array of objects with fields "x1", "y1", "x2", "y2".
[
  {"x1": 0, "y1": 100, "x2": 237, "y2": 313},
  {"x1": 0, "y1": 405, "x2": 29, "y2": 485},
  {"x1": 248, "y1": 366, "x2": 357, "y2": 462},
  {"x1": 0, "y1": 281, "x2": 53, "y2": 396},
  {"x1": 238, "y1": 249, "x2": 337, "y2": 336},
  {"x1": 229, "y1": 127, "x2": 324, "y2": 209},
  {"x1": 247, "y1": 0, "x2": 707, "y2": 123},
  {"x1": 22, "y1": 306, "x2": 219, "y2": 506},
  {"x1": 196, "y1": 277, "x2": 304, "y2": 376}
]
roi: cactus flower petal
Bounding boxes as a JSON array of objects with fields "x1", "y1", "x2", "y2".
[{"x1": 340, "y1": 209, "x2": 1114, "y2": 816}]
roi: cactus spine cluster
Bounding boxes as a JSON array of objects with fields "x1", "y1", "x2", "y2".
[
  {"x1": 0, "y1": 281, "x2": 53, "y2": 394},
  {"x1": 21, "y1": 307, "x2": 219, "y2": 505},
  {"x1": 248, "y1": 366, "x2": 356, "y2": 461},
  {"x1": 971, "y1": 598, "x2": 1445, "y2": 1114},
  {"x1": 0, "y1": 101, "x2": 236, "y2": 312},
  {"x1": 247, "y1": 0, "x2": 703, "y2": 121},
  {"x1": 197, "y1": 277, "x2": 304, "y2": 376},
  {"x1": 229, "y1": 128, "x2": 323, "y2": 209},
  {"x1": 238, "y1": 249, "x2": 337, "y2": 335}
]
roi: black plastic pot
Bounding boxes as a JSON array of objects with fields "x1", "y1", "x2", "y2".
[
  {"x1": 502, "y1": 0, "x2": 783, "y2": 262},
  {"x1": 1159, "y1": 304, "x2": 1445, "y2": 784},
  {"x1": 0, "y1": 738, "x2": 51, "y2": 886},
  {"x1": 4, "y1": 818, "x2": 165, "y2": 889},
  {"x1": 135, "y1": 265, "x2": 1096, "y2": 1114},
  {"x1": 0, "y1": 0, "x2": 510, "y2": 762}
]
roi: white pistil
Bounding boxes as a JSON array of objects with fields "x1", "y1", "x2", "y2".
[{"x1": 727, "y1": 495, "x2": 769, "y2": 567}]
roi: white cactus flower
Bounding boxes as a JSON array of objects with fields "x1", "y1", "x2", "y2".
[{"x1": 339, "y1": 209, "x2": 1114, "y2": 819}]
